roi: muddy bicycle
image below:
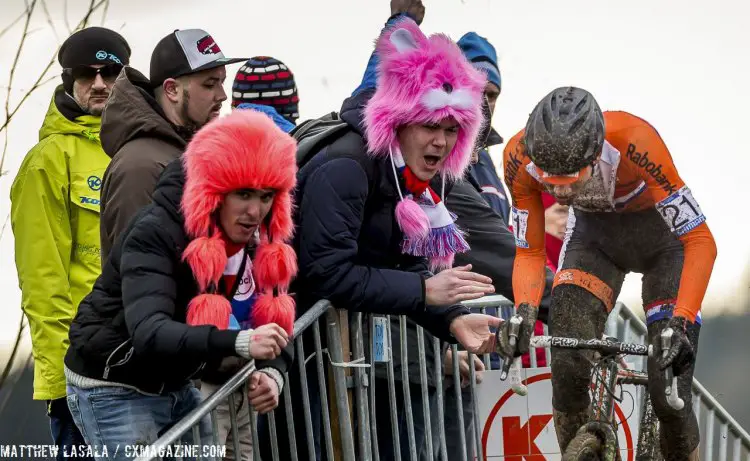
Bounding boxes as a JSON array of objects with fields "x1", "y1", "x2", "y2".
[{"x1": 501, "y1": 316, "x2": 685, "y2": 461}]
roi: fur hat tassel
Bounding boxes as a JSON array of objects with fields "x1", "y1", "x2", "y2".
[
  {"x1": 252, "y1": 292, "x2": 295, "y2": 335},
  {"x1": 186, "y1": 293, "x2": 232, "y2": 329},
  {"x1": 253, "y1": 241, "x2": 297, "y2": 292}
]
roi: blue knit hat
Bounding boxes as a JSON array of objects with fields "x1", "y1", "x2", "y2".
[{"x1": 457, "y1": 32, "x2": 501, "y2": 90}]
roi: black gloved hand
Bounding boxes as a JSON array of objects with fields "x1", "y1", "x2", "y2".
[
  {"x1": 496, "y1": 303, "x2": 539, "y2": 358},
  {"x1": 658, "y1": 315, "x2": 695, "y2": 376}
]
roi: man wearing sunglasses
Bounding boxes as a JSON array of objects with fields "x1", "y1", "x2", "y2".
[
  {"x1": 98, "y1": 29, "x2": 246, "y2": 263},
  {"x1": 10, "y1": 26, "x2": 130, "y2": 460}
]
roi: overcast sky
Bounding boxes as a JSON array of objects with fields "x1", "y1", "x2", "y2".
[{"x1": 0, "y1": 0, "x2": 748, "y2": 351}]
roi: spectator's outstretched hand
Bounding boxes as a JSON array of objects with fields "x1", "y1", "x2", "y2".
[
  {"x1": 445, "y1": 349, "x2": 486, "y2": 387},
  {"x1": 449, "y1": 313, "x2": 502, "y2": 354},
  {"x1": 248, "y1": 324, "x2": 289, "y2": 360},
  {"x1": 425, "y1": 264, "x2": 494, "y2": 306},
  {"x1": 248, "y1": 371, "x2": 280, "y2": 414},
  {"x1": 390, "y1": 0, "x2": 425, "y2": 24}
]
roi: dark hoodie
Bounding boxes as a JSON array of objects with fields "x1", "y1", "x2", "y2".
[{"x1": 99, "y1": 67, "x2": 190, "y2": 264}]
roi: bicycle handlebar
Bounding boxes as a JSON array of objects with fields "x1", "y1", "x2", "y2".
[
  {"x1": 529, "y1": 336, "x2": 650, "y2": 356},
  {"x1": 503, "y1": 333, "x2": 684, "y2": 410}
]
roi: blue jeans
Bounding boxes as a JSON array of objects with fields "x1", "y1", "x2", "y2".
[
  {"x1": 48, "y1": 397, "x2": 93, "y2": 461},
  {"x1": 66, "y1": 382, "x2": 212, "y2": 461}
]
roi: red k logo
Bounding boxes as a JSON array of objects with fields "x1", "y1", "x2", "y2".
[{"x1": 502, "y1": 414, "x2": 553, "y2": 460}]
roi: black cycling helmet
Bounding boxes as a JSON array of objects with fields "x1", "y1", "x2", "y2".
[{"x1": 523, "y1": 87, "x2": 604, "y2": 175}]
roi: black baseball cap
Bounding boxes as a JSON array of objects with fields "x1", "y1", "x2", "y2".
[{"x1": 150, "y1": 29, "x2": 246, "y2": 88}]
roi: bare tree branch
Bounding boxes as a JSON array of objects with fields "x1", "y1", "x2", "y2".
[
  {"x1": 0, "y1": 0, "x2": 110, "y2": 178},
  {"x1": 40, "y1": 0, "x2": 59, "y2": 42},
  {"x1": 0, "y1": 11, "x2": 26, "y2": 42},
  {"x1": 102, "y1": 0, "x2": 111, "y2": 26},
  {"x1": 63, "y1": 0, "x2": 72, "y2": 34}
]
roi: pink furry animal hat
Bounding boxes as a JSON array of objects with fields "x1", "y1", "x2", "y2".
[
  {"x1": 363, "y1": 18, "x2": 487, "y2": 270},
  {"x1": 180, "y1": 110, "x2": 298, "y2": 335},
  {"x1": 363, "y1": 18, "x2": 487, "y2": 182}
]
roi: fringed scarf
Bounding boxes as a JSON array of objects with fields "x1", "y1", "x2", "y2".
[{"x1": 390, "y1": 149, "x2": 469, "y2": 271}]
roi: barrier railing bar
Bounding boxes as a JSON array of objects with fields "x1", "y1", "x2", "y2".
[
  {"x1": 326, "y1": 309, "x2": 357, "y2": 461},
  {"x1": 399, "y1": 316, "x2": 418, "y2": 461},
  {"x1": 469, "y1": 352, "x2": 483, "y2": 461},
  {"x1": 433, "y1": 336, "x2": 448, "y2": 461},
  {"x1": 385, "y1": 315, "x2": 402, "y2": 461},
  {"x1": 417, "y1": 326, "x2": 434, "y2": 459},
  {"x1": 295, "y1": 338, "x2": 316, "y2": 461},
  {"x1": 313, "y1": 318, "x2": 336, "y2": 461},
  {"x1": 451, "y1": 343, "x2": 468, "y2": 460},
  {"x1": 352, "y1": 313, "x2": 372, "y2": 461},
  {"x1": 282, "y1": 372, "x2": 299, "y2": 461},
  {"x1": 228, "y1": 393, "x2": 241, "y2": 460},
  {"x1": 368, "y1": 315, "x2": 381, "y2": 461}
]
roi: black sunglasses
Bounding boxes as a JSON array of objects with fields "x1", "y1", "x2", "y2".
[{"x1": 64, "y1": 63, "x2": 123, "y2": 82}]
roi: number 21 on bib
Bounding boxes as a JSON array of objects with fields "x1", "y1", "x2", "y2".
[{"x1": 656, "y1": 186, "x2": 706, "y2": 236}]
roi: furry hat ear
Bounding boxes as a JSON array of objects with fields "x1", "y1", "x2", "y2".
[{"x1": 389, "y1": 27, "x2": 421, "y2": 53}]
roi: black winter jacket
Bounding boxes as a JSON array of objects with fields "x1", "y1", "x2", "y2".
[
  {"x1": 65, "y1": 160, "x2": 292, "y2": 394},
  {"x1": 292, "y1": 92, "x2": 469, "y2": 386}
]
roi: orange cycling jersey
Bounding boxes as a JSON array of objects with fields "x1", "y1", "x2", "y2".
[{"x1": 503, "y1": 111, "x2": 717, "y2": 322}]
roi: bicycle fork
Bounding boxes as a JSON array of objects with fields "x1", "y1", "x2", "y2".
[{"x1": 581, "y1": 356, "x2": 621, "y2": 460}]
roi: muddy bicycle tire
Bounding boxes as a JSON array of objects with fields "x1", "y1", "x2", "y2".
[{"x1": 562, "y1": 432, "x2": 603, "y2": 461}]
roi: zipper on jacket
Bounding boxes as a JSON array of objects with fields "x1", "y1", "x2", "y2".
[{"x1": 103, "y1": 340, "x2": 134, "y2": 380}]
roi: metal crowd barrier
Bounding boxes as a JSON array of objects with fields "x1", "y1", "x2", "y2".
[{"x1": 136, "y1": 296, "x2": 750, "y2": 461}]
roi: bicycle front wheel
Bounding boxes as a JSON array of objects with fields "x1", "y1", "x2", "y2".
[{"x1": 562, "y1": 432, "x2": 602, "y2": 461}]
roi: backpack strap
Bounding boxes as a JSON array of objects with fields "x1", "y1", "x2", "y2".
[{"x1": 292, "y1": 112, "x2": 352, "y2": 169}]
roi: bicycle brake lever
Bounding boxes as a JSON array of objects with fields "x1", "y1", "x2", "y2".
[
  {"x1": 661, "y1": 327, "x2": 685, "y2": 410},
  {"x1": 500, "y1": 315, "x2": 523, "y2": 381}
]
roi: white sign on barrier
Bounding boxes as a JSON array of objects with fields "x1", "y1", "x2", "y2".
[{"x1": 476, "y1": 368, "x2": 641, "y2": 460}]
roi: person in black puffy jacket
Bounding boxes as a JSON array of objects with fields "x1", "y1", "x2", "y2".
[
  {"x1": 260, "y1": 17, "x2": 501, "y2": 461},
  {"x1": 64, "y1": 110, "x2": 297, "y2": 458}
]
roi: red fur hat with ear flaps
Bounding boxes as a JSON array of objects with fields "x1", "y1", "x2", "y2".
[{"x1": 180, "y1": 110, "x2": 298, "y2": 335}]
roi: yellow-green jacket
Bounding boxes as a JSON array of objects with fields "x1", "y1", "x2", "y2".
[{"x1": 10, "y1": 88, "x2": 109, "y2": 400}]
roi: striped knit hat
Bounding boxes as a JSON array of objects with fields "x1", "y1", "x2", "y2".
[{"x1": 231, "y1": 56, "x2": 299, "y2": 123}]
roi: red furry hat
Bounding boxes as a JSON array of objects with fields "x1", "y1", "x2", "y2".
[{"x1": 180, "y1": 110, "x2": 298, "y2": 335}]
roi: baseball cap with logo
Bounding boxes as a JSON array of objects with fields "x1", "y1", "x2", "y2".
[{"x1": 150, "y1": 29, "x2": 247, "y2": 87}]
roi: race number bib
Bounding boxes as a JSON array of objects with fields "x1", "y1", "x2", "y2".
[
  {"x1": 655, "y1": 186, "x2": 706, "y2": 236},
  {"x1": 511, "y1": 207, "x2": 530, "y2": 248}
]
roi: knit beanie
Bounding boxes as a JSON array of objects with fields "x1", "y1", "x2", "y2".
[
  {"x1": 58, "y1": 27, "x2": 131, "y2": 94},
  {"x1": 232, "y1": 57, "x2": 299, "y2": 124},
  {"x1": 181, "y1": 110, "x2": 298, "y2": 334},
  {"x1": 457, "y1": 32, "x2": 501, "y2": 90},
  {"x1": 363, "y1": 18, "x2": 487, "y2": 270}
]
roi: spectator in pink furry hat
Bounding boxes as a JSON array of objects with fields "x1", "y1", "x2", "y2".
[
  {"x1": 276, "y1": 17, "x2": 501, "y2": 461},
  {"x1": 64, "y1": 110, "x2": 296, "y2": 456}
]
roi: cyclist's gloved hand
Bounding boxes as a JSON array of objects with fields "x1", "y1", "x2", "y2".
[
  {"x1": 496, "y1": 303, "x2": 538, "y2": 358},
  {"x1": 658, "y1": 316, "x2": 695, "y2": 376}
]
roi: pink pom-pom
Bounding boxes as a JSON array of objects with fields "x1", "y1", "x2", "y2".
[
  {"x1": 252, "y1": 292, "x2": 295, "y2": 336},
  {"x1": 182, "y1": 235, "x2": 227, "y2": 292},
  {"x1": 186, "y1": 294, "x2": 232, "y2": 329},
  {"x1": 253, "y1": 242, "x2": 297, "y2": 291},
  {"x1": 395, "y1": 198, "x2": 430, "y2": 240},
  {"x1": 429, "y1": 253, "x2": 455, "y2": 272}
]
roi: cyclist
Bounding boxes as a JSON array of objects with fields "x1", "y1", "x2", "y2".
[{"x1": 497, "y1": 86, "x2": 716, "y2": 460}]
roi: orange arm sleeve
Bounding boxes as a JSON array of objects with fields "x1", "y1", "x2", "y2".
[
  {"x1": 625, "y1": 121, "x2": 717, "y2": 322},
  {"x1": 503, "y1": 134, "x2": 547, "y2": 308}
]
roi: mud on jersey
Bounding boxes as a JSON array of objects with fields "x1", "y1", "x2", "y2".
[{"x1": 503, "y1": 111, "x2": 717, "y2": 322}]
